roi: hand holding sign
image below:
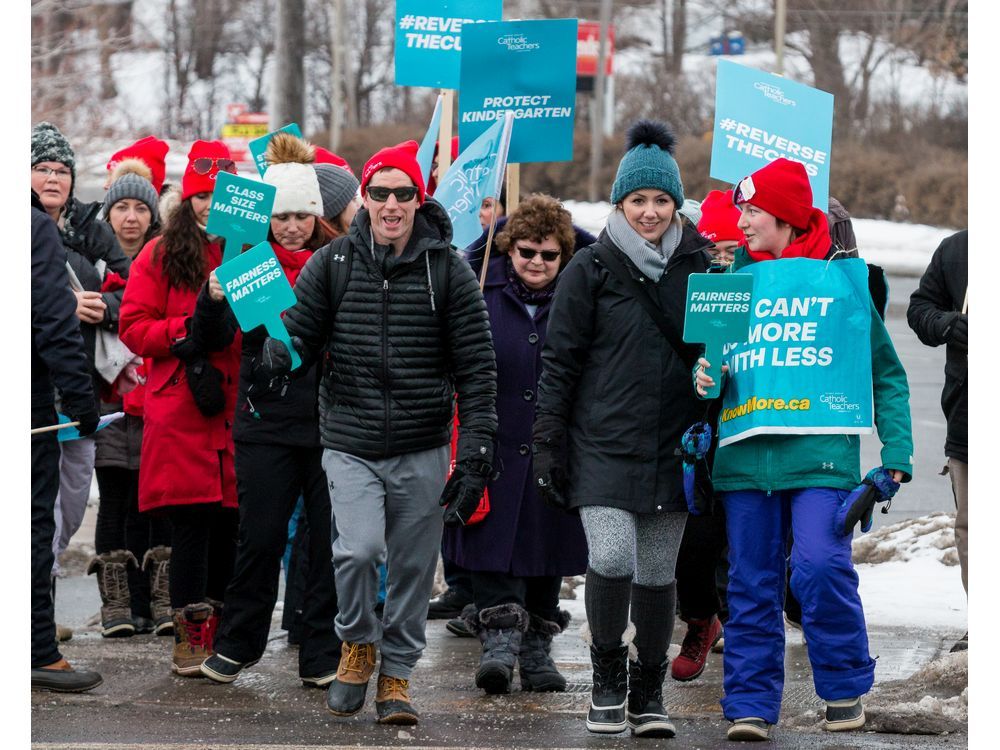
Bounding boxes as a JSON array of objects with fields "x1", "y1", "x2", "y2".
[
  {"x1": 206, "y1": 171, "x2": 276, "y2": 264},
  {"x1": 683, "y1": 273, "x2": 754, "y2": 399},
  {"x1": 214, "y1": 242, "x2": 302, "y2": 370}
]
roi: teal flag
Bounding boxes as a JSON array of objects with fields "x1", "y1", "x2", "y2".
[
  {"x1": 717, "y1": 258, "x2": 873, "y2": 447},
  {"x1": 417, "y1": 94, "x2": 444, "y2": 184},
  {"x1": 205, "y1": 171, "x2": 276, "y2": 264}
]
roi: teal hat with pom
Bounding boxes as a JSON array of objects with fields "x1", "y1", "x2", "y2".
[{"x1": 610, "y1": 119, "x2": 684, "y2": 207}]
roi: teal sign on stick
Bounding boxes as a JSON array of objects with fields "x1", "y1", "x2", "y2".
[
  {"x1": 205, "y1": 171, "x2": 275, "y2": 264},
  {"x1": 214, "y1": 242, "x2": 302, "y2": 370},
  {"x1": 248, "y1": 122, "x2": 303, "y2": 176},
  {"x1": 683, "y1": 272, "x2": 754, "y2": 400}
]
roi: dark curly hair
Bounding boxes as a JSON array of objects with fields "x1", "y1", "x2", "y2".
[
  {"x1": 495, "y1": 193, "x2": 576, "y2": 268},
  {"x1": 153, "y1": 198, "x2": 208, "y2": 292}
]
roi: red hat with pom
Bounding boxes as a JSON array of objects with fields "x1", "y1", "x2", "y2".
[
  {"x1": 107, "y1": 136, "x2": 170, "y2": 193},
  {"x1": 698, "y1": 189, "x2": 743, "y2": 243},
  {"x1": 732, "y1": 158, "x2": 814, "y2": 231},
  {"x1": 360, "y1": 140, "x2": 425, "y2": 204},
  {"x1": 314, "y1": 146, "x2": 355, "y2": 176},
  {"x1": 181, "y1": 140, "x2": 234, "y2": 201}
]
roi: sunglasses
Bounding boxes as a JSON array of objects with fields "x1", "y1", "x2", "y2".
[
  {"x1": 367, "y1": 185, "x2": 418, "y2": 203},
  {"x1": 191, "y1": 157, "x2": 237, "y2": 175},
  {"x1": 516, "y1": 246, "x2": 561, "y2": 262}
]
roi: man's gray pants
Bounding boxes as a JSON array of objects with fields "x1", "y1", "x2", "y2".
[
  {"x1": 322, "y1": 445, "x2": 449, "y2": 680},
  {"x1": 51, "y1": 436, "x2": 96, "y2": 577}
]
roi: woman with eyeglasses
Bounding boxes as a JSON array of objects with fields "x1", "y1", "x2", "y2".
[
  {"x1": 119, "y1": 140, "x2": 242, "y2": 677},
  {"x1": 199, "y1": 133, "x2": 351, "y2": 688},
  {"x1": 442, "y1": 194, "x2": 590, "y2": 697},
  {"x1": 533, "y1": 121, "x2": 716, "y2": 739}
]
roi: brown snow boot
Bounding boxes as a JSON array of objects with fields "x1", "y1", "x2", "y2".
[
  {"x1": 141, "y1": 545, "x2": 173, "y2": 636},
  {"x1": 171, "y1": 603, "x2": 215, "y2": 676},
  {"x1": 87, "y1": 550, "x2": 139, "y2": 638}
]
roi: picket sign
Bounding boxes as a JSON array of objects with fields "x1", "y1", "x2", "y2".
[
  {"x1": 205, "y1": 171, "x2": 276, "y2": 265},
  {"x1": 214, "y1": 242, "x2": 302, "y2": 371},
  {"x1": 247, "y1": 123, "x2": 304, "y2": 177},
  {"x1": 683, "y1": 273, "x2": 755, "y2": 400}
]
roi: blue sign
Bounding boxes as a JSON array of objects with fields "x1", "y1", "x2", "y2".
[
  {"x1": 205, "y1": 171, "x2": 276, "y2": 264},
  {"x1": 717, "y1": 258, "x2": 873, "y2": 447},
  {"x1": 459, "y1": 19, "x2": 578, "y2": 164},
  {"x1": 248, "y1": 123, "x2": 303, "y2": 177},
  {"x1": 433, "y1": 112, "x2": 512, "y2": 248},
  {"x1": 215, "y1": 242, "x2": 301, "y2": 370},
  {"x1": 710, "y1": 60, "x2": 833, "y2": 210},
  {"x1": 394, "y1": 0, "x2": 502, "y2": 89}
]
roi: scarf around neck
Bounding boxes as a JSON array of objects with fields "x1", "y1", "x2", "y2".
[
  {"x1": 743, "y1": 207, "x2": 831, "y2": 263},
  {"x1": 271, "y1": 241, "x2": 314, "y2": 286},
  {"x1": 505, "y1": 254, "x2": 557, "y2": 306},
  {"x1": 605, "y1": 209, "x2": 683, "y2": 281}
]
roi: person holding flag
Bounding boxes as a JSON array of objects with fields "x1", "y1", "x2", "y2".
[{"x1": 694, "y1": 158, "x2": 913, "y2": 741}]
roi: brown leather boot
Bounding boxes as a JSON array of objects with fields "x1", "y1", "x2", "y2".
[
  {"x1": 375, "y1": 674, "x2": 419, "y2": 725},
  {"x1": 141, "y1": 546, "x2": 173, "y2": 636},
  {"x1": 325, "y1": 641, "x2": 377, "y2": 716},
  {"x1": 87, "y1": 550, "x2": 139, "y2": 638},
  {"x1": 171, "y1": 603, "x2": 215, "y2": 676}
]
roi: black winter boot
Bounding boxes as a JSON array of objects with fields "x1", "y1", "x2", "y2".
[
  {"x1": 469, "y1": 603, "x2": 528, "y2": 694},
  {"x1": 627, "y1": 658, "x2": 675, "y2": 737},
  {"x1": 587, "y1": 643, "x2": 629, "y2": 733},
  {"x1": 519, "y1": 610, "x2": 571, "y2": 692}
]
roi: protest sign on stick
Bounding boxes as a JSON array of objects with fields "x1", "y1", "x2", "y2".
[
  {"x1": 214, "y1": 242, "x2": 302, "y2": 370},
  {"x1": 205, "y1": 171, "x2": 276, "y2": 264},
  {"x1": 710, "y1": 60, "x2": 833, "y2": 210},
  {"x1": 248, "y1": 123, "x2": 304, "y2": 177}
]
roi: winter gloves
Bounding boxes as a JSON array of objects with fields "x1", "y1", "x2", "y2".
[
  {"x1": 257, "y1": 336, "x2": 305, "y2": 381},
  {"x1": 169, "y1": 284, "x2": 238, "y2": 417},
  {"x1": 835, "y1": 467, "x2": 901, "y2": 536},
  {"x1": 532, "y1": 414, "x2": 570, "y2": 511},
  {"x1": 440, "y1": 449, "x2": 494, "y2": 527},
  {"x1": 680, "y1": 421, "x2": 715, "y2": 515},
  {"x1": 65, "y1": 402, "x2": 100, "y2": 437}
]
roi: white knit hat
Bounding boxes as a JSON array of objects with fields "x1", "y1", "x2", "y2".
[{"x1": 262, "y1": 132, "x2": 323, "y2": 216}]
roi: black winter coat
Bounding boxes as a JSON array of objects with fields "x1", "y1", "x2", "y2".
[
  {"x1": 535, "y1": 221, "x2": 714, "y2": 514},
  {"x1": 284, "y1": 200, "x2": 498, "y2": 461},
  {"x1": 31, "y1": 201, "x2": 95, "y2": 423},
  {"x1": 906, "y1": 230, "x2": 967, "y2": 462}
]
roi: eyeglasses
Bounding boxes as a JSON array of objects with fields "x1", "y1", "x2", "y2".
[
  {"x1": 32, "y1": 165, "x2": 72, "y2": 180},
  {"x1": 191, "y1": 157, "x2": 237, "y2": 175},
  {"x1": 367, "y1": 185, "x2": 418, "y2": 203},
  {"x1": 516, "y1": 246, "x2": 560, "y2": 262}
]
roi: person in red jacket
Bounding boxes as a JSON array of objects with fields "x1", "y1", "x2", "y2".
[{"x1": 118, "y1": 140, "x2": 242, "y2": 677}]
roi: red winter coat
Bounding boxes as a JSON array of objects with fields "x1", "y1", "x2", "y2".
[{"x1": 119, "y1": 238, "x2": 241, "y2": 513}]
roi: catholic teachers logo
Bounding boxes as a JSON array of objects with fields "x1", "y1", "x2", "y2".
[
  {"x1": 497, "y1": 33, "x2": 540, "y2": 51},
  {"x1": 754, "y1": 82, "x2": 796, "y2": 107}
]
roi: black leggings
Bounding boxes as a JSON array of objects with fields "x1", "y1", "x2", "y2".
[
  {"x1": 675, "y1": 507, "x2": 729, "y2": 622},
  {"x1": 166, "y1": 503, "x2": 238, "y2": 609}
]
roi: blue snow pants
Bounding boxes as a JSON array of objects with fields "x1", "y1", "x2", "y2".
[{"x1": 721, "y1": 488, "x2": 876, "y2": 724}]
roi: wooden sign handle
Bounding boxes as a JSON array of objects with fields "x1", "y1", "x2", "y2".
[
  {"x1": 506, "y1": 163, "x2": 520, "y2": 213},
  {"x1": 438, "y1": 89, "x2": 455, "y2": 178}
]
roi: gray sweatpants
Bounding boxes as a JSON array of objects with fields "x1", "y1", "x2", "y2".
[
  {"x1": 51, "y1": 436, "x2": 96, "y2": 577},
  {"x1": 322, "y1": 445, "x2": 450, "y2": 679}
]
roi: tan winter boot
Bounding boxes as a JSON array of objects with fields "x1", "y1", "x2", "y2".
[
  {"x1": 141, "y1": 546, "x2": 173, "y2": 636},
  {"x1": 171, "y1": 603, "x2": 215, "y2": 676},
  {"x1": 87, "y1": 551, "x2": 139, "y2": 638},
  {"x1": 325, "y1": 641, "x2": 377, "y2": 716}
]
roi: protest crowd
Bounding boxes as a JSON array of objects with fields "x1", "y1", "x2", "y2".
[{"x1": 30, "y1": 99, "x2": 966, "y2": 743}]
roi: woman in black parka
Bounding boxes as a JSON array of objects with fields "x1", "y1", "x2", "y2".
[{"x1": 533, "y1": 121, "x2": 713, "y2": 740}]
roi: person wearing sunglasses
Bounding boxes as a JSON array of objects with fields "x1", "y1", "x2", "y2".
[
  {"x1": 534, "y1": 120, "x2": 717, "y2": 739},
  {"x1": 119, "y1": 139, "x2": 242, "y2": 678},
  {"x1": 440, "y1": 194, "x2": 589, "y2": 696},
  {"x1": 30, "y1": 122, "x2": 131, "y2": 643},
  {"x1": 199, "y1": 132, "x2": 341, "y2": 690},
  {"x1": 259, "y1": 139, "x2": 497, "y2": 726}
]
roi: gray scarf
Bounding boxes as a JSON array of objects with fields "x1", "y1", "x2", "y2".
[{"x1": 605, "y1": 209, "x2": 683, "y2": 281}]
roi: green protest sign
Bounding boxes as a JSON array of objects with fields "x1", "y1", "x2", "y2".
[
  {"x1": 214, "y1": 242, "x2": 301, "y2": 370},
  {"x1": 683, "y1": 272, "x2": 754, "y2": 399},
  {"x1": 205, "y1": 171, "x2": 275, "y2": 264},
  {"x1": 248, "y1": 122, "x2": 303, "y2": 176}
]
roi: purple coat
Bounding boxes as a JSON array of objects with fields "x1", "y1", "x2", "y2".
[{"x1": 442, "y1": 254, "x2": 589, "y2": 577}]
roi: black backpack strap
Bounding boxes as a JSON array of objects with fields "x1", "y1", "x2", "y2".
[
  {"x1": 325, "y1": 236, "x2": 354, "y2": 315},
  {"x1": 432, "y1": 247, "x2": 451, "y2": 325},
  {"x1": 593, "y1": 243, "x2": 697, "y2": 370}
]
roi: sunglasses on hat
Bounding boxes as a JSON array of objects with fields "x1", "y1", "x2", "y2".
[
  {"x1": 191, "y1": 157, "x2": 237, "y2": 175},
  {"x1": 367, "y1": 185, "x2": 418, "y2": 203},
  {"x1": 516, "y1": 246, "x2": 560, "y2": 262}
]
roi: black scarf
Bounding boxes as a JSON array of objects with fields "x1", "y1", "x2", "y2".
[{"x1": 505, "y1": 255, "x2": 556, "y2": 306}]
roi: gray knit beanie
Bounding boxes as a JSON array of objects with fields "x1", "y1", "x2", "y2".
[
  {"x1": 315, "y1": 163, "x2": 360, "y2": 221},
  {"x1": 31, "y1": 121, "x2": 76, "y2": 181},
  {"x1": 610, "y1": 119, "x2": 684, "y2": 207},
  {"x1": 103, "y1": 158, "x2": 160, "y2": 224}
]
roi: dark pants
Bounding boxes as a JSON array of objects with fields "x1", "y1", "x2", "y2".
[
  {"x1": 215, "y1": 442, "x2": 340, "y2": 677},
  {"x1": 95, "y1": 466, "x2": 172, "y2": 617},
  {"x1": 675, "y1": 505, "x2": 729, "y2": 621},
  {"x1": 443, "y1": 556, "x2": 474, "y2": 599},
  {"x1": 166, "y1": 502, "x2": 238, "y2": 609},
  {"x1": 471, "y1": 571, "x2": 562, "y2": 622},
  {"x1": 32, "y1": 405, "x2": 62, "y2": 669}
]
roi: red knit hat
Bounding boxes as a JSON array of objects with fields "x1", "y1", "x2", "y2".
[
  {"x1": 181, "y1": 140, "x2": 234, "y2": 201},
  {"x1": 360, "y1": 140, "x2": 425, "y2": 204},
  {"x1": 314, "y1": 146, "x2": 355, "y2": 176},
  {"x1": 733, "y1": 158, "x2": 814, "y2": 230},
  {"x1": 698, "y1": 189, "x2": 743, "y2": 243},
  {"x1": 107, "y1": 136, "x2": 170, "y2": 193}
]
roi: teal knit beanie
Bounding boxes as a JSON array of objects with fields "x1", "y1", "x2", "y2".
[{"x1": 610, "y1": 119, "x2": 684, "y2": 207}]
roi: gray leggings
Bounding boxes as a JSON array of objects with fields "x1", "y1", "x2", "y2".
[{"x1": 580, "y1": 506, "x2": 687, "y2": 586}]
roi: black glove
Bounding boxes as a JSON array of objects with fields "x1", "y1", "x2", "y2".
[
  {"x1": 532, "y1": 439, "x2": 570, "y2": 510},
  {"x1": 184, "y1": 358, "x2": 227, "y2": 417},
  {"x1": 439, "y1": 459, "x2": 492, "y2": 527},
  {"x1": 66, "y1": 404, "x2": 100, "y2": 438},
  {"x1": 950, "y1": 313, "x2": 967, "y2": 351},
  {"x1": 259, "y1": 336, "x2": 304, "y2": 380}
]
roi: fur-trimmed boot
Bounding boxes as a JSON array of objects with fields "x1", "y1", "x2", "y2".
[
  {"x1": 467, "y1": 603, "x2": 528, "y2": 694},
  {"x1": 141, "y1": 545, "x2": 173, "y2": 636},
  {"x1": 87, "y1": 550, "x2": 139, "y2": 638},
  {"x1": 519, "y1": 610, "x2": 571, "y2": 692}
]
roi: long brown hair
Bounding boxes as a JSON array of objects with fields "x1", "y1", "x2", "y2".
[{"x1": 154, "y1": 199, "x2": 208, "y2": 292}]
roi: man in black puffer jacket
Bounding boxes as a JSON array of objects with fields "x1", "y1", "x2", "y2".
[{"x1": 267, "y1": 141, "x2": 497, "y2": 726}]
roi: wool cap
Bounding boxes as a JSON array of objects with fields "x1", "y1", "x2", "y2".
[
  {"x1": 361, "y1": 140, "x2": 425, "y2": 204},
  {"x1": 314, "y1": 146, "x2": 355, "y2": 175},
  {"x1": 698, "y1": 189, "x2": 743, "y2": 243},
  {"x1": 107, "y1": 136, "x2": 170, "y2": 193},
  {"x1": 262, "y1": 132, "x2": 323, "y2": 216},
  {"x1": 181, "y1": 140, "x2": 233, "y2": 201},
  {"x1": 32, "y1": 122, "x2": 75, "y2": 174},
  {"x1": 678, "y1": 198, "x2": 702, "y2": 226},
  {"x1": 315, "y1": 163, "x2": 360, "y2": 221},
  {"x1": 733, "y1": 158, "x2": 814, "y2": 230},
  {"x1": 610, "y1": 119, "x2": 684, "y2": 207},
  {"x1": 103, "y1": 158, "x2": 160, "y2": 223}
]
